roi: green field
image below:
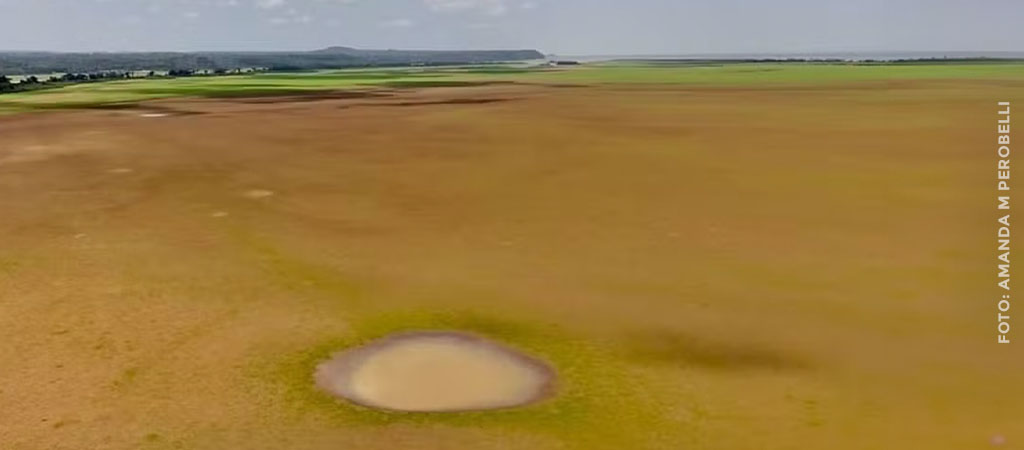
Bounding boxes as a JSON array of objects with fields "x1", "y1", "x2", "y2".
[{"x1": 3, "y1": 62, "x2": 1024, "y2": 114}]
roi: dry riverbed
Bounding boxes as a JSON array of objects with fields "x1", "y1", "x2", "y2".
[{"x1": 0, "y1": 79, "x2": 1021, "y2": 449}]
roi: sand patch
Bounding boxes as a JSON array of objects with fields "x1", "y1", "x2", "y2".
[
  {"x1": 0, "y1": 131, "x2": 121, "y2": 166},
  {"x1": 315, "y1": 331, "x2": 555, "y2": 412},
  {"x1": 243, "y1": 189, "x2": 275, "y2": 199},
  {"x1": 0, "y1": 144, "x2": 75, "y2": 165}
]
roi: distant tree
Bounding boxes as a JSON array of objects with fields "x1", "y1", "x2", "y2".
[
  {"x1": 23, "y1": 75, "x2": 39, "y2": 84},
  {"x1": 0, "y1": 75, "x2": 11, "y2": 92}
]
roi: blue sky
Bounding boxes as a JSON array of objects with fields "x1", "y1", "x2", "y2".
[{"x1": 0, "y1": 0, "x2": 1020, "y2": 54}]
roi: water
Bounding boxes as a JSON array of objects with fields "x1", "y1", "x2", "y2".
[
  {"x1": 555, "y1": 51, "x2": 1024, "y2": 63},
  {"x1": 315, "y1": 331, "x2": 555, "y2": 412}
]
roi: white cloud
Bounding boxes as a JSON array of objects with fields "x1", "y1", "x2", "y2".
[
  {"x1": 424, "y1": 0, "x2": 508, "y2": 16},
  {"x1": 269, "y1": 9, "x2": 314, "y2": 25},
  {"x1": 266, "y1": 7, "x2": 316, "y2": 24},
  {"x1": 256, "y1": 0, "x2": 285, "y2": 9}
]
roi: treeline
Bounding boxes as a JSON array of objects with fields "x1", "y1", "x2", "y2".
[
  {"x1": 0, "y1": 72, "x2": 131, "y2": 93},
  {"x1": 0, "y1": 68, "x2": 256, "y2": 94},
  {"x1": 861, "y1": 57, "x2": 1024, "y2": 65},
  {"x1": 0, "y1": 47, "x2": 544, "y2": 75}
]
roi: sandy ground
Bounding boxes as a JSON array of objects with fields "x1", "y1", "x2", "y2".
[{"x1": 1, "y1": 80, "x2": 1022, "y2": 449}]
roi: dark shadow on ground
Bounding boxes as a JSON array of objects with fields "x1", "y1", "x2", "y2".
[
  {"x1": 340, "y1": 97, "x2": 519, "y2": 109},
  {"x1": 621, "y1": 330, "x2": 809, "y2": 371},
  {"x1": 222, "y1": 89, "x2": 394, "y2": 104},
  {"x1": 379, "y1": 80, "x2": 517, "y2": 88},
  {"x1": 84, "y1": 103, "x2": 205, "y2": 116}
]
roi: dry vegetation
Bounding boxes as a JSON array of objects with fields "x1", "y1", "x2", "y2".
[{"x1": 0, "y1": 71, "x2": 1022, "y2": 449}]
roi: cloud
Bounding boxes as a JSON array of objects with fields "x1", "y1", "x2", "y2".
[
  {"x1": 423, "y1": 0, "x2": 508, "y2": 16},
  {"x1": 269, "y1": 8, "x2": 314, "y2": 25},
  {"x1": 256, "y1": 0, "x2": 285, "y2": 9},
  {"x1": 380, "y1": 18, "x2": 414, "y2": 28}
]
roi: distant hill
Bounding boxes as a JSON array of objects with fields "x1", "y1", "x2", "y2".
[{"x1": 0, "y1": 47, "x2": 545, "y2": 75}]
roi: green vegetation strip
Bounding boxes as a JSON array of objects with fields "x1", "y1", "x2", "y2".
[{"x1": 3, "y1": 63, "x2": 1023, "y2": 114}]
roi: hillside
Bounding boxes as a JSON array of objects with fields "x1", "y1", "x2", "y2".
[{"x1": 0, "y1": 47, "x2": 545, "y2": 75}]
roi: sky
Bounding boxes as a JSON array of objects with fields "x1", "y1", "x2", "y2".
[{"x1": 0, "y1": 0, "x2": 1021, "y2": 55}]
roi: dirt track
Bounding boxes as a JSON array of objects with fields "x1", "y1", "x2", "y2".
[{"x1": 1, "y1": 80, "x2": 1022, "y2": 449}]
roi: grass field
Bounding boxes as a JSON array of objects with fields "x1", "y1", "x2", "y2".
[
  {"x1": 1, "y1": 63, "x2": 1022, "y2": 449},
  {"x1": 3, "y1": 61, "x2": 1024, "y2": 113}
]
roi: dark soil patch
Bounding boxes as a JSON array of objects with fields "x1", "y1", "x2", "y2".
[
  {"x1": 340, "y1": 97, "x2": 518, "y2": 109},
  {"x1": 622, "y1": 330, "x2": 809, "y2": 371},
  {"x1": 379, "y1": 80, "x2": 517, "y2": 89},
  {"x1": 224, "y1": 89, "x2": 393, "y2": 104},
  {"x1": 85, "y1": 103, "x2": 204, "y2": 116},
  {"x1": 539, "y1": 83, "x2": 589, "y2": 89}
]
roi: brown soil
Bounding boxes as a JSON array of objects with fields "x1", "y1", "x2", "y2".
[{"x1": 0, "y1": 80, "x2": 1021, "y2": 449}]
